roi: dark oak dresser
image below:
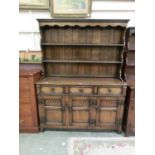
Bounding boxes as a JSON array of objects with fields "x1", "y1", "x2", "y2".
[
  {"x1": 123, "y1": 27, "x2": 135, "y2": 136},
  {"x1": 36, "y1": 19, "x2": 128, "y2": 132},
  {"x1": 19, "y1": 69, "x2": 42, "y2": 132}
]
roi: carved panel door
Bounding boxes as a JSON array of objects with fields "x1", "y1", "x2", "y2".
[
  {"x1": 68, "y1": 97, "x2": 93, "y2": 129},
  {"x1": 38, "y1": 96, "x2": 67, "y2": 130},
  {"x1": 96, "y1": 98, "x2": 124, "y2": 131}
]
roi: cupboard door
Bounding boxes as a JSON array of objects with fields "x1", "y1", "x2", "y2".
[
  {"x1": 69, "y1": 97, "x2": 92, "y2": 128},
  {"x1": 38, "y1": 96, "x2": 66, "y2": 128},
  {"x1": 96, "y1": 98, "x2": 124, "y2": 129}
]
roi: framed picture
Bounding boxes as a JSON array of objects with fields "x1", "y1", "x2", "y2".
[
  {"x1": 50, "y1": 0, "x2": 92, "y2": 17},
  {"x1": 19, "y1": 51, "x2": 42, "y2": 64},
  {"x1": 19, "y1": 0, "x2": 49, "y2": 9}
]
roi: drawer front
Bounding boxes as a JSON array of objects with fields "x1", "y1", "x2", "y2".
[
  {"x1": 20, "y1": 104, "x2": 32, "y2": 115},
  {"x1": 40, "y1": 86, "x2": 64, "y2": 94},
  {"x1": 19, "y1": 116, "x2": 33, "y2": 128},
  {"x1": 69, "y1": 87, "x2": 92, "y2": 95},
  {"x1": 98, "y1": 87, "x2": 122, "y2": 95}
]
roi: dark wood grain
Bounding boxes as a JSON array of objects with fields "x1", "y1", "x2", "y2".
[
  {"x1": 19, "y1": 69, "x2": 42, "y2": 133},
  {"x1": 122, "y1": 27, "x2": 135, "y2": 136},
  {"x1": 36, "y1": 19, "x2": 128, "y2": 132}
]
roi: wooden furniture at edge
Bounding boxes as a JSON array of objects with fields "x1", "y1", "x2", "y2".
[
  {"x1": 19, "y1": 69, "x2": 42, "y2": 132},
  {"x1": 122, "y1": 27, "x2": 135, "y2": 136},
  {"x1": 36, "y1": 19, "x2": 129, "y2": 132}
]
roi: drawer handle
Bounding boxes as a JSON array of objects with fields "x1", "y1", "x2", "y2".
[
  {"x1": 108, "y1": 89, "x2": 112, "y2": 93},
  {"x1": 51, "y1": 88, "x2": 55, "y2": 92},
  {"x1": 79, "y1": 88, "x2": 84, "y2": 93}
]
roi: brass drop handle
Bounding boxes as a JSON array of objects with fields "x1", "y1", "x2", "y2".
[
  {"x1": 79, "y1": 88, "x2": 83, "y2": 93},
  {"x1": 108, "y1": 88, "x2": 111, "y2": 93},
  {"x1": 51, "y1": 88, "x2": 55, "y2": 92}
]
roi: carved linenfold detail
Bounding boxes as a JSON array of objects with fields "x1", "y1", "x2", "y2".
[
  {"x1": 72, "y1": 99, "x2": 89, "y2": 107},
  {"x1": 45, "y1": 99, "x2": 61, "y2": 106},
  {"x1": 100, "y1": 100, "x2": 117, "y2": 107}
]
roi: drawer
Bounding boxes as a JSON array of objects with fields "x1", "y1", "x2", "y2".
[
  {"x1": 19, "y1": 116, "x2": 33, "y2": 128},
  {"x1": 19, "y1": 104, "x2": 32, "y2": 115},
  {"x1": 40, "y1": 86, "x2": 64, "y2": 94},
  {"x1": 98, "y1": 87, "x2": 122, "y2": 95},
  {"x1": 69, "y1": 87, "x2": 92, "y2": 95}
]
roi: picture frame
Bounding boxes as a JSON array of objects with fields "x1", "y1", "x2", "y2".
[
  {"x1": 19, "y1": 0, "x2": 49, "y2": 9},
  {"x1": 19, "y1": 51, "x2": 42, "y2": 64},
  {"x1": 50, "y1": 0, "x2": 92, "y2": 17}
]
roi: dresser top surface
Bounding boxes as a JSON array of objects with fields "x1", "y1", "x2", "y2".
[{"x1": 36, "y1": 77, "x2": 127, "y2": 86}]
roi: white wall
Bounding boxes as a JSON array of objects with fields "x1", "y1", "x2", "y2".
[{"x1": 19, "y1": 0, "x2": 135, "y2": 51}]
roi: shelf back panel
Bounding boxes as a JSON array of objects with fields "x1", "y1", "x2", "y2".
[
  {"x1": 38, "y1": 19, "x2": 128, "y2": 79},
  {"x1": 43, "y1": 46, "x2": 122, "y2": 61},
  {"x1": 42, "y1": 26, "x2": 125, "y2": 44},
  {"x1": 44, "y1": 63, "x2": 120, "y2": 78}
]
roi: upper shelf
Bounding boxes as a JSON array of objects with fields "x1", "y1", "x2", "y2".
[
  {"x1": 41, "y1": 43, "x2": 124, "y2": 47},
  {"x1": 43, "y1": 60, "x2": 122, "y2": 64}
]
